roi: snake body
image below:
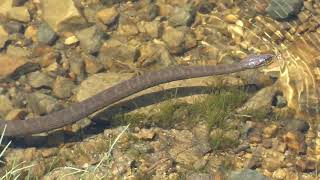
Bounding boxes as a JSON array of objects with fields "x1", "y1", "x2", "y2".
[{"x1": 0, "y1": 54, "x2": 273, "y2": 136}]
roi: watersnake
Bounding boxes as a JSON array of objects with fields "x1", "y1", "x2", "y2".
[{"x1": 0, "y1": 54, "x2": 273, "y2": 136}]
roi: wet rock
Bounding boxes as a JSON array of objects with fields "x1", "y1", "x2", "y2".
[
  {"x1": 0, "y1": 54, "x2": 39, "y2": 80},
  {"x1": 186, "y1": 173, "x2": 214, "y2": 180},
  {"x1": 4, "y1": 21, "x2": 24, "y2": 34},
  {"x1": 227, "y1": 169, "x2": 269, "y2": 180},
  {"x1": 262, "y1": 139, "x2": 272, "y2": 149},
  {"x1": 5, "y1": 108, "x2": 27, "y2": 120},
  {"x1": 262, "y1": 150, "x2": 285, "y2": 171},
  {"x1": 7, "y1": 6, "x2": 30, "y2": 22},
  {"x1": 99, "y1": 39, "x2": 138, "y2": 70},
  {"x1": 197, "y1": 1, "x2": 215, "y2": 14},
  {"x1": 272, "y1": 168, "x2": 287, "y2": 179},
  {"x1": 83, "y1": 54, "x2": 104, "y2": 74},
  {"x1": 96, "y1": 7, "x2": 119, "y2": 26},
  {"x1": 284, "y1": 119, "x2": 309, "y2": 133},
  {"x1": 135, "y1": 128, "x2": 156, "y2": 140},
  {"x1": 236, "y1": 85, "x2": 278, "y2": 115},
  {"x1": 296, "y1": 159, "x2": 316, "y2": 172},
  {"x1": 247, "y1": 128, "x2": 262, "y2": 144},
  {"x1": 162, "y1": 26, "x2": 197, "y2": 54},
  {"x1": 263, "y1": 124, "x2": 278, "y2": 138},
  {"x1": 283, "y1": 131, "x2": 307, "y2": 154},
  {"x1": 40, "y1": 0, "x2": 86, "y2": 32},
  {"x1": 53, "y1": 76, "x2": 76, "y2": 99},
  {"x1": 64, "y1": 35, "x2": 79, "y2": 45},
  {"x1": 137, "y1": 20, "x2": 161, "y2": 38},
  {"x1": 138, "y1": 42, "x2": 173, "y2": 68},
  {"x1": 118, "y1": 16, "x2": 139, "y2": 36},
  {"x1": 0, "y1": 25, "x2": 8, "y2": 49},
  {"x1": 0, "y1": 0, "x2": 13, "y2": 17},
  {"x1": 69, "y1": 56, "x2": 85, "y2": 80},
  {"x1": 267, "y1": 0, "x2": 304, "y2": 20},
  {"x1": 12, "y1": 0, "x2": 28, "y2": 6},
  {"x1": 234, "y1": 143, "x2": 250, "y2": 153},
  {"x1": 6, "y1": 45, "x2": 30, "y2": 57},
  {"x1": 27, "y1": 71, "x2": 54, "y2": 88},
  {"x1": 37, "y1": 23, "x2": 58, "y2": 45},
  {"x1": 75, "y1": 26, "x2": 105, "y2": 54},
  {"x1": 27, "y1": 92, "x2": 62, "y2": 115},
  {"x1": 0, "y1": 95, "x2": 13, "y2": 116},
  {"x1": 168, "y1": 5, "x2": 195, "y2": 27}
]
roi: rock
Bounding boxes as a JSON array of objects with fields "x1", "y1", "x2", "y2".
[
  {"x1": 168, "y1": 5, "x2": 195, "y2": 27},
  {"x1": 69, "y1": 57, "x2": 85, "y2": 80},
  {"x1": 83, "y1": 54, "x2": 104, "y2": 74},
  {"x1": 75, "y1": 26, "x2": 105, "y2": 54},
  {"x1": 284, "y1": 119, "x2": 309, "y2": 133},
  {"x1": 7, "y1": 6, "x2": 30, "y2": 22},
  {"x1": 262, "y1": 139, "x2": 272, "y2": 149},
  {"x1": 12, "y1": 0, "x2": 28, "y2": 6},
  {"x1": 64, "y1": 35, "x2": 79, "y2": 45},
  {"x1": 186, "y1": 173, "x2": 214, "y2": 180},
  {"x1": 227, "y1": 169, "x2": 269, "y2": 180},
  {"x1": 27, "y1": 92, "x2": 62, "y2": 115},
  {"x1": 53, "y1": 76, "x2": 76, "y2": 99},
  {"x1": 7, "y1": 45, "x2": 31, "y2": 57},
  {"x1": 0, "y1": 54, "x2": 39, "y2": 80},
  {"x1": 4, "y1": 21, "x2": 24, "y2": 34},
  {"x1": 236, "y1": 85, "x2": 278, "y2": 115},
  {"x1": 37, "y1": 23, "x2": 58, "y2": 45},
  {"x1": 0, "y1": 95, "x2": 13, "y2": 116},
  {"x1": 137, "y1": 20, "x2": 161, "y2": 38},
  {"x1": 117, "y1": 16, "x2": 139, "y2": 36},
  {"x1": 24, "y1": 25, "x2": 37, "y2": 41},
  {"x1": 283, "y1": 131, "x2": 307, "y2": 154},
  {"x1": 197, "y1": 1, "x2": 215, "y2": 14},
  {"x1": 0, "y1": 0, "x2": 13, "y2": 17},
  {"x1": 267, "y1": 0, "x2": 304, "y2": 20},
  {"x1": 40, "y1": 0, "x2": 86, "y2": 32},
  {"x1": 99, "y1": 39, "x2": 138, "y2": 70},
  {"x1": 96, "y1": 7, "x2": 119, "y2": 25},
  {"x1": 247, "y1": 128, "x2": 262, "y2": 143},
  {"x1": 27, "y1": 71, "x2": 54, "y2": 88},
  {"x1": 296, "y1": 159, "x2": 316, "y2": 172},
  {"x1": 0, "y1": 25, "x2": 8, "y2": 49},
  {"x1": 272, "y1": 168, "x2": 287, "y2": 179},
  {"x1": 138, "y1": 42, "x2": 173, "y2": 69},
  {"x1": 5, "y1": 108, "x2": 27, "y2": 120},
  {"x1": 263, "y1": 124, "x2": 278, "y2": 138},
  {"x1": 162, "y1": 26, "x2": 197, "y2": 54},
  {"x1": 135, "y1": 129, "x2": 156, "y2": 140},
  {"x1": 262, "y1": 150, "x2": 285, "y2": 172}
]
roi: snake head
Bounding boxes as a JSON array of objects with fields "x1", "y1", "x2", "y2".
[{"x1": 244, "y1": 54, "x2": 274, "y2": 68}]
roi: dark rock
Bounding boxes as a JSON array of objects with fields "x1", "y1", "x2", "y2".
[
  {"x1": 267, "y1": 0, "x2": 304, "y2": 20},
  {"x1": 227, "y1": 169, "x2": 269, "y2": 180},
  {"x1": 4, "y1": 21, "x2": 24, "y2": 34},
  {"x1": 75, "y1": 26, "x2": 105, "y2": 54},
  {"x1": 284, "y1": 119, "x2": 310, "y2": 133},
  {"x1": 37, "y1": 23, "x2": 58, "y2": 45}
]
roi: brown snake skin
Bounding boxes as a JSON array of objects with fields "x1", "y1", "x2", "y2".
[{"x1": 0, "y1": 54, "x2": 273, "y2": 136}]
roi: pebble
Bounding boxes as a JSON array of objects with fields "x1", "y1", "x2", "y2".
[
  {"x1": 75, "y1": 26, "x2": 105, "y2": 54},
  {"x1": 267, "y1": 0, "x2": 304, "y2": 20},
  {"x1": 40, "y1": 0, "x2": 86, "y2": 32},
  {"x1": 168, "y1": 5, "x2": 195, "y2": 27},
  {"x1": 7, "y1": 6, "x2": 30, "y2": 22},
  {"x1": 52, "y1": 76, "x2": 76, "y2": 99},
  {"x1": 5, "y1": 108, "x2": 27, "y2": 120},
  {"x1": 27, "y1": 71, "x2": 54, "y2": 88},
  {"x1": 96, "y1": 7, "x2": 119, "y2": 25},
  {"x1": 37, "y1": 23, "x2": 57, "y2": 45},
  {"x1": 283, "y1": 131, "x2": 307, "y2": 154}
]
